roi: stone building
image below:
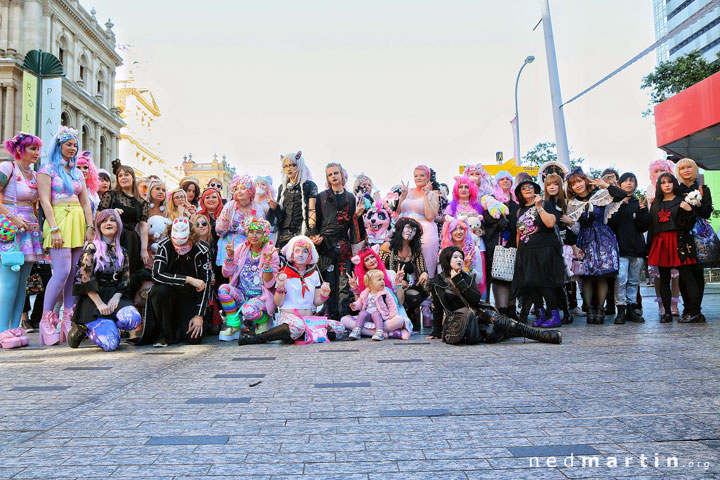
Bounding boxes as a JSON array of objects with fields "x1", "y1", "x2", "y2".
[
  {"x1": 115, "y1": 71, "x2": 180, "y2": 188},
  {"x1": 0, "y1": 0, "x2": 123, "y2": 170},
  {"x1": 181, "y1": 153, "x2": 236, "y2": 199}
]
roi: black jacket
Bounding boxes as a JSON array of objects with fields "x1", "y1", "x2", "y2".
[
  {"x1": 608, "y1": 196, "x2": 650, "y2": 257},
  {"x1": 315, "y1": 189, "x2": 366, "y2": 262},
  {"x1": 678, "y1": 181, "x2": 712, "y2": 220},
  {"x1": 152, "y1": 238, "x2": 213, "y2": 317}
]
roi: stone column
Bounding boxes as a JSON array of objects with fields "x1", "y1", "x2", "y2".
[{"x1": 3, "y1": 84, "x2": 15, "y2": 140}]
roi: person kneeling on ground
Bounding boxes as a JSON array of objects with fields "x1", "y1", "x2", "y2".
[
  {"x1": 430, "y1": 246, "x2": 562, "y2": 344},
  {"x1": 68, "y1": 210, "x2": 141, "y2": 351},
  {"x1": 147, "y1": 218, "x2": 212, "y2": 347}
]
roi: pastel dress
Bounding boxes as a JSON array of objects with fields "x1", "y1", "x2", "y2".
[
  {"x1": 400, "y1": 191, "x2": 439, "y2": 277},
  {"x1": 0, "y1": 161, "x2": 45, "y2": 261},
  {"x1": 38, "y1": 164, "x2": 86, "y2": 249},
  {"x1": 215, "y1": 200, "x2": 259, "y2": 266}
]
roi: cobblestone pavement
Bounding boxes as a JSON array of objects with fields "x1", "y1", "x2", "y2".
[{"x1": 1, "y1": 285, "x2": 719, "y2": 480}]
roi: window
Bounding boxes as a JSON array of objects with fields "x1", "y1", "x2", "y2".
[
  {"x1": 58, "y1": 47, "x2": 64, "y2": 65},
  {"x1": 669, "y1": 16, "x2": 720, "y2": 55}
]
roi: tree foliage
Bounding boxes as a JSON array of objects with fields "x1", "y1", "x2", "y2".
[
  {"x1": 641, "y1": 50, "x2": 720, "y2": 105},
  {"x1": 523, "y1": 142, "x2": 611, "y2": 179}
]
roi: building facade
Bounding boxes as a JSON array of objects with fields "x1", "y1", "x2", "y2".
[
  {"x1": 115, "y1": 72, "x2": 180, "y2": 188},
  {"x1": 181, "y1": 153, "x2": 236, "y2": 199},
  {"x1": 0, "y1": 0, "x2": 123, "y2": 170},
  {"x1": 653, "y1": 0, "x2": 720, "y2": 63}
]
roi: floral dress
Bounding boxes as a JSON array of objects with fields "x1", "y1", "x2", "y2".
[{"x1": 567, "y1": 189, "x2": 621, "y2": 277}]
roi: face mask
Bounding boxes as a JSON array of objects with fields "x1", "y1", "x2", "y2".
[
  {"x1": 256, "y1": 187, "x2": 266, "y2": 196},
  {"x1": 171, "y1": 218, "x2": 191, "y2": 254}
]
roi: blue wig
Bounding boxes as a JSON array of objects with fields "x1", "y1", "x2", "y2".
[{"x1": 47, "y1": 127, "x2": 83, "y2": 195}]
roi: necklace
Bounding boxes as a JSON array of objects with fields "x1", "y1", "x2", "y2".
[{"x1": 16, "y1": 161, "x2": 34, "y2": 175}]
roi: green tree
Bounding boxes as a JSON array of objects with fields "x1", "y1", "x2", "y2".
[
  {"x1": 641, "y1": 50, "x2": 720, "y2": 113},
  {"x1": 522, "y1": 141, "x2": 585, "y2": 171}
]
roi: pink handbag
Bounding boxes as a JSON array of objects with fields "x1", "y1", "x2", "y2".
[{"x1": 571, "y1": 259, "x2": 585, "y2": 277}]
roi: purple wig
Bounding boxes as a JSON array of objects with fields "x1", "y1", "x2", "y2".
[
  {"x1": 4, "y1": 133, "x2": 42, "y2": 161},
  {"x1": 447, "y1": 176, "x2": 483, "y2": 217},
  {"x1": 493, "y1": 170, "x2": 517, "y2": 204},
  {"x1": 440, "y1": 217, "x2": 474, "y2": 258},
  {"x1": 93, "y1": 209, "x2": 125, "y2": 273}
]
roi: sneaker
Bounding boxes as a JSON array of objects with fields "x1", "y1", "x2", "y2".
[
  {"x1": 372, "y1": 329, "x2": 384, "y2": 341},
  {"x1": 348, "y1": 327, "x2": 362, "y2": 340},
  {"x1": 219, "y1": 326, "x2": 242, "y2": 341},
  {"x1": 153, "y1": 337, "x2": 168, "y2": 348},
  {"x1": 569, "y1": 307, "x2": 583, "y2": 315}
]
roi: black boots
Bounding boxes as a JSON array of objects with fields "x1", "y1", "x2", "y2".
[
  {"x1": 67, "y1": 322, "x2": 88, "y2": 349},
  {"x1": 481, "y1": 309, "x2": 562, "y2": 344},
  {"x1": 238, "y1": 323, "x2": 292, "y2": 345},
  {"x1": 614, "y1": 305, "x2": 626, "y2": 324},
  {"x1": 625, "y1": 304, "x2": 645, "y2": 323}
]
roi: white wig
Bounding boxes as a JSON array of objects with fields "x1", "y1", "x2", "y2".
[{"x1": 281, "y1": 235, "x2": 319, "y2": 265}]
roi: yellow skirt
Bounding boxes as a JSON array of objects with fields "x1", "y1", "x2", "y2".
[{"x1": 43, "y1": 203, "x2": 86, "y2": 249}]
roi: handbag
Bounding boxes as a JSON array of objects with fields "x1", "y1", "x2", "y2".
[
  {"x1": 434, "y1": 278, "x2": 481, "y2": 345},
  {"x1": 571, "y1": 259, "x2": 585, "y2": 277},
  {"x1": 491, "y1": 238, "x2": 516, "y2": 282},
  {"x1": 25, "y1": 264, "x2": 44, "y2": 296},
  {"x1": 691, "y1": 218, "x2": 720, "y2": 264}
]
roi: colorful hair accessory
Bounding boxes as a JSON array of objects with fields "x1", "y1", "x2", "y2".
[
  {"x1": 569, "y1": 166, "x2": 585, "y2": 178},
  {"x1": 0, "y1": 214, "x2": 18, "y2": 242},
  {"x1": 55, "y1": 126, "x2": 78, "y2": 145},
  {"x1": 243, "y1": 217, "x2": 271, "y2": 244},
  {"x1": 230, "y1": 174, "x2": 255, "y2": 198}
]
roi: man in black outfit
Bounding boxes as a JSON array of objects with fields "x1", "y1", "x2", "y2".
[{"x1": 311, "y1": 163, "x2": 367, "y2": 320}]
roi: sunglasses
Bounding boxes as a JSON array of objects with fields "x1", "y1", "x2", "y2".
[
  {"x1": 208, "y1": 183, "x2": 222, "y2": 189},
  {"x1": 521, "y1": 184, "x2": 535, "y2": 190},
  {"x1": 195, "y1": 221, "x2": 209, "y2": 227},
  {"x1": 283, "y1": 163, "x2": 297, "y2": 169}
]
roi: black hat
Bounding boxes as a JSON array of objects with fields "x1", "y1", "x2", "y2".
[{"x1": 514, "y1": 177, "x2": 541, "y2": 205}]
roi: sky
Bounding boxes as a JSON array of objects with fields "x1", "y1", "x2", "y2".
[{"x1": 90, "y1": 0, "x2": 663, "y2": 192}]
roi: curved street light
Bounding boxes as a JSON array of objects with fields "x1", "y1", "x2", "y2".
[{"x1": 514, "y1": 55, "x2": 535, "y2": 165}]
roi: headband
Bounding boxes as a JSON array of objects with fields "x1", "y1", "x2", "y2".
[{"x1": 55, "y1": 126, "x2": 78, "y2": 145}]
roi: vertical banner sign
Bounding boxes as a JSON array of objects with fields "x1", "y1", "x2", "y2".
[
  {"x1": 40, "y1": 78, "x2": 62, "y2": 164},
  {"x1": 21, "y1": 71, "x2": 38, "y2": 134},
  {"x1": 510, "y1": 115, "x2": 519, "y2": 162}
]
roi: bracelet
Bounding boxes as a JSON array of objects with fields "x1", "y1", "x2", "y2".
[
  {"x1": 261, "y1": 264, "x2": 273, "y2": 273},
  {"x1": 6, "y1": 213, "x2": 13, "y2": 219},
  {"x1": 319, "y1": 293, "x2": 330, "y2": 300},
  {"x1": 350, "y1": 285, "x2": 359, "y2": 294},
  {"x1": 276, "y1": 287, "x2": 287, "y2": 294},
  {"x1": 50, "y1": 226, "x2": 60, "y2": 233}
]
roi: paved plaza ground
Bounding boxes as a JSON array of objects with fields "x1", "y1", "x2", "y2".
[{"x1": 1, "y1": 285, "x2": 719, "y2": 480}]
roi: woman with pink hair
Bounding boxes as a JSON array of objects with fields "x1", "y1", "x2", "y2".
[
  {"x1": 340, "y1": 246, "x2": 412, "y2": 339},
  {"x1": 397, "y1": 165, "x2": 440, "y2": 278},
  {"x1": 647, "y1": 159, "x2": 680, "y2": 316},
  {"x1": 440, "y1": 216, "x2": 486, "y2": 297},
  {"x1": 215, "y1": 175, "x2": 259, "y2": 266},
  {"x1": 76, "y1": 151, "x2": 100, "y2": 214},
  {"x1": 444, "y1": 176, "x2": 484, "y2": 218}
]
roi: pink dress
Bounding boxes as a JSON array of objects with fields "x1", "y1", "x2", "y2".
[
  {"x1": 400, "y1": 191, "x2": 439, "y2": 277},
  {"x1": 0, "y1": 162, "x2": 45, "y2": 261}
]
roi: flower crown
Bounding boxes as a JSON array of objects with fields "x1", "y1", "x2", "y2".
[
  {"x1": 55, "y1": 126, "x2": 78, "y2": 145},
  {"x1": 243, "y1": 217, "x2": 271, "y2": 244}
]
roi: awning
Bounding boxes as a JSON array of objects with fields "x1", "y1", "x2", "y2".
[{"x1": 655, "y1": 71, "x2": 720, "y2": 170}]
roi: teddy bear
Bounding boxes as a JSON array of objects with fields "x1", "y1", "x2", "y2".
[{"x1": 147, "y1": 215, "x2": 172, "y2": 255}]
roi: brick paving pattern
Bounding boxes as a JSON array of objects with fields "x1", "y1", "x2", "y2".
[{"x1": 1, "y1": 285, "x2": 719, "y2": 479}]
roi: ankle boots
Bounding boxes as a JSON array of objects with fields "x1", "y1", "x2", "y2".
[
  {"x1": 238, "y1": 323, "x2": 292, "y2": 345},
  {"x1": 614, "y1": 305, "x2": 626, "y2": 324},
  {"x1": 540, "y1": 310, "x2": 562, "y2": 328}
]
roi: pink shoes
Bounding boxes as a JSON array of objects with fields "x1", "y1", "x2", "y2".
[
  {"x1": 0, "y1": 328, "x2": 29, "y2": 349},
  {"x1": 59, "y1": 307, "x2": 74, "y2": 344},
  {"x1": 39, "y1": 311, "x2": 60, "y2": 346}
]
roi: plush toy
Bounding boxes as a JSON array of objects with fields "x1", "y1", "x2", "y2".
[
  {"x1": 364, "y1": 201, "x2": 393, "y2": 246},
  {"x1": 147, "y1": 215, "x2": 172, "y2": 254},
  {"x1": 481, "y1": 195, "x2": 509, "y2": 219},
  {"x1": 467, "y1": 216, "x2": 484, "y2": 248}
]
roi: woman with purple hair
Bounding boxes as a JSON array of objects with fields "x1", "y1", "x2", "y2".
[
  {"x1": 444, "y1": 176, "x2": 484, "y2": 219},
  {"x1": 0, "y1": 133, "x2": 45, "y2": 344},
  {"x1": 482, "y1": 170, "x2": 520, "y2": 315},
  {"x1": 66, "y1": 209, "x2": 141, "y2": 351}
]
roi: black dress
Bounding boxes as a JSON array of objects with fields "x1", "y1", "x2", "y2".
[
  {"x1": 72, "y1": 242, "x2": 133, "y2": 325},
  {"x1": 512, "y1": 201, "x2": 566, "y2": 293},
  {"x1": 98, "y1": 191, "x2": 150, "y2": 274},
  {"x1": 483, "y1": 200, "x2": 519, "y2": 287}
]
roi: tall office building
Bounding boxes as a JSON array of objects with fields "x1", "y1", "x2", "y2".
[{"x1": 653, "y1": 0, "x2": 720, "y2": 63}]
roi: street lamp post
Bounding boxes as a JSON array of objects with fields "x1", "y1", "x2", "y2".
[{"x1": 514, "y1": 55, "x2": 534, "y2": 166}]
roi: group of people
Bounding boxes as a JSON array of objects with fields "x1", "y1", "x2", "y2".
[{"x1": 0, "y1": 130, "x2": 715, "y2": 352}]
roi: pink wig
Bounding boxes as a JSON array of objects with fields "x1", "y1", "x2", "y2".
[
  {"x1": 4, "y1": 133, "x2": 42, "y2": 161},
  {"x1": 447, "y1": 176, "x2": 483, "y2": 216},
  {"x1": 92, "y1": 209, "x2": 124, "y2": 273},
  {"x1": 441, "y1": 217, "x2": 474, "y2": 256},
  {"x1": 413, "y1": 165, "x2": 431, "y2": 189},
  {"x1": 76, "y1": 151, "x2": 99, "y2": 194},
  {"x1": 648, "y1": 159, "x2": 675, "y2": 186},
  {"x1": 354, "y1": 247, "x2": 392, "y2": 291},
  {"x1": 493, "y1": 170, "x2": 517, "y2": 203},
  {"x1": 230, "y1": 174, "x2": 256, "y2": 200}
]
